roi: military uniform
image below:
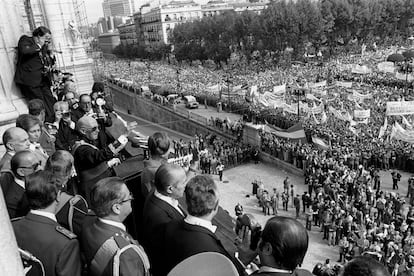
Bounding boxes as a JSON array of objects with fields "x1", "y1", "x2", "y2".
[
  {"x1": 12, "y1": 212, "x2": 81, "y2": 276},
  {"x1": 81, "y1": 218, "x2": 150, "y2": 276}
]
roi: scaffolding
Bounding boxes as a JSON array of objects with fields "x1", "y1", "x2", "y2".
[{"x1": 72, "y1": 0, "x2": 89, "y2": 38}]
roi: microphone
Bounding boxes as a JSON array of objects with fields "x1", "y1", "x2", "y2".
[
  {"x1": 51, "y1": 49, "x2": 63, "y2": 54},
  {"x1": 18, "y1": 248, "x2": 40, "y2": 262}
]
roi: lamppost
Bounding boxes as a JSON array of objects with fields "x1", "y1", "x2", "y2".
[
  {"x1": 224, "y1": 73, "x2": 232, "y2": 112},
  {"x1": 292, "y1": 86, "x2": 306, "y2": 121},
  {"x1": 176, "y1": 67, "x2": 181, "y2": 96}
]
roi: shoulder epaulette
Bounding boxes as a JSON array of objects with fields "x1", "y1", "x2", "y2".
[
  {"x1": 11, "y1": 216, "x2": 24, "y2": 222},
  {"x1": 56, "y1": 225, "x2": 77, "y2": 239}
]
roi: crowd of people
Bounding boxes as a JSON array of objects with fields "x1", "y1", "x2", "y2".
[{"x1": 3, "y1": 25, "x2": 413, "y2": 276}]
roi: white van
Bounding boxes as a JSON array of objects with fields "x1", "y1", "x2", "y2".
[{"x1": 183, "y1": 95, "x2": 199, "y2": 109}]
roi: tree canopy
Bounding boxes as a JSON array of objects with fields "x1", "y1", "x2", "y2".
[{"x1": 170, "y1": 0, "x2": 414, "y2": 64}]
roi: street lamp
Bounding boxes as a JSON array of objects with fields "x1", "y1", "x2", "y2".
[
  {"x1": 292, "y1": 86, "x2": 307, "y2": 121},
  {"x1": 176, "y1": 67, "x2": 181, "y2": 96}
]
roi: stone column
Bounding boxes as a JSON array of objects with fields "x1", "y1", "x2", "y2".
[
  {"x1": 40, "y1": 0, "x2": 94, "y2": 95},
  {"x1": 0, "y1": 0, "x2": 29, "y2": 145},
  {"x1": 0, "y1": 187, "x2": 25, "y2": 276}
]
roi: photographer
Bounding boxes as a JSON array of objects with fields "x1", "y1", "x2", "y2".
[{"x1": 15, "y1": 26, "x2": 56, "y2": 122}]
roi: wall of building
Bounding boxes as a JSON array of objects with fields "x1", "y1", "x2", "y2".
[
  {"x1": 108, "y1": 82, "x2": 235, "y2": 140},
  {"x1": 98, "y1": 33, "x2": 121, "y2": 53}
]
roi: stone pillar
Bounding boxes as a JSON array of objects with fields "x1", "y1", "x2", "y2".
[
  {"x1": 0, "y1": 187, "x2": 25, "y2": 276},
  {"x1": 0, "y1": 0, "x2": 29, "y2": 147},
  {"x1": 40, "y1": 0, "x2": 94, "y2": 95}
]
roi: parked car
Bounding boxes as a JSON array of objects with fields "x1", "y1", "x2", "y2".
[{"x1": 184, "y1": 95, "x2": 199, "y2": 109}]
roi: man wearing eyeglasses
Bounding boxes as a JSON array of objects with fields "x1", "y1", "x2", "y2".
[
  {"x1": 0, "y1": 127, "x2": 31, "y2": 172},
  {"x1": 72, "y1": 94, "x2": 113, "y2": 148},
  {"x1": 53, "y1": 101, "x2": 79, "y2": 152},
  {"x1": 73, "y1": 116, "x2": 126, "y2": 204},
  {"x1": 0, "y1": 150, "x2": 40, "y2": 219},
  {"x1": 81, "y1": 177, "x2": 150, "y2": 276}
]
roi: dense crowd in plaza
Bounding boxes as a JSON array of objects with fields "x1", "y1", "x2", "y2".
[
  {"x1": 3, "y1": 22, "x2": 414, "y2": 276},
  {"x1": 99, "y1": 38, "x2": 414, "y2": 275}
]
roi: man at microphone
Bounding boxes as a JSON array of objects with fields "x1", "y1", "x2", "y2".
[
  {"x1": 73, "y1": 116, "x2": 127, "y2": 205},
  {"x1": 72, "y1": 94, "x2": 113, "y2": 148}
]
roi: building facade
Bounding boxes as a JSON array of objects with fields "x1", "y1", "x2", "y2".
[
  {"x1": 138, "y1": 0, "x2": 202, "y2": 46},
  {"x1": 102, "y1": 0, "x2": 135, "y2": 17},
  {"x1": 134, "y1": 0, "x2": 269, "y2": 47},
  {"x1": 98, "y1": 32, "x2": 121, "y2": 53},
  {"x1": 118, "y1": 20, "x2": 137, "y2": 45}
]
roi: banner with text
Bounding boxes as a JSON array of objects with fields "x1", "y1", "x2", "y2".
[
  {"x1": 386, "y1": 101, "x2": 414, "y2": 116},
  {"x1": 354, "y1": 109, "x2": 371, "y2": 119}
]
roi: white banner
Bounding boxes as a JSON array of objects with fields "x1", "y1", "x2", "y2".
[
  {"x1": 351, "y1": 64, "x2": 372, "y2": 74},
  {"x1": 329, "y1": 106, "x2": 352, "y2": 121},
  {"x1": 168, "y1": 154, "x2": 193, "y2": 166},
  {"x1": 395, "y1": 72, "x2": 414, "y2": 81},
  {"x1": 377, "y1": 61, "x2": 395, "y2": 73},
  {"x1": 336, "y1": 81, "x2": 353, "y2": 88},
  {"x1": 354, "y1": 109, "x2": 371, "y2": 119},
  {"x1": 309, "y1": 81, "x2": 327, "y2": 89},
  {"x1": 309, "y1": 103, "x2": 324, "y2": 114},
  {"x1": 386, "y1": 101, "x2": 414, "y2": 116},
  {"x1": 391, "y1": 122, "x2": 414, "y2": 143},
  {"x1": 353, "y1": 90, "x2": 372, "y2": 101},
  {"x1": 306, "y1": 93, "x2": 321, "y2": 102},
  {"x1": 273, "y1": 84, "x2": 286, "y2": 95}
]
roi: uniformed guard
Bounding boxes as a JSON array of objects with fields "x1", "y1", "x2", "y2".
[
  {"x1": 81, "y1": 177, "x2": 150, "y2": 276},
  {"x1": 12, "y1": 170, "x2": 81, "y2": 276}
]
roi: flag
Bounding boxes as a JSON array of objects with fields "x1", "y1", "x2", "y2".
[
  {"x1": 402, "y1": 116, "x2": 412, "y2": 128},
  {"x1": 264, "y1": 122, "x2": 306, "y2": 141},
  {"x1": 378, "y1": 117, "x2": 388, "y2": 138},
  {"x1": 312, "y1": 112, "x2": 320, "y2": 124},
  {"x1": 321, "y1": 111, "x2": 327, "y2": 124},
  {"x1": 312, "y1": 136, "x2": 330, "y2": 150}
]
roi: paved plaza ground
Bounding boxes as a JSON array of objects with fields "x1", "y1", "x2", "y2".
[{"x1": 210, "y1": 161, "x2": 413, "y2": 271}]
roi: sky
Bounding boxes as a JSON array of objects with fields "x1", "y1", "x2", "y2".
[{"x1": 84, "y1": 0, "x2": 211, "y2": 24}]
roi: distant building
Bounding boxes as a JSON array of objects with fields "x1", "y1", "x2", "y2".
[
  {"x1": 137, "y1": 0, "x2": 202, "y2": 46},
  {"x1": 232, "y1": 1, "x2": 269, "y2": 15},
  {"x1": 117, "y1": 19, "x2": 137, "y2": 45},
  {"x1": 98, "y1": 32, "x2": 121, "y2": 53},
  {"x1": 97, "y1": 16, "x2": 130, "y2": 34},
  {"x1": 133, "y1": 0, "x2": 269, "y2": 46},
  {"x1": 201, "y1": 0, "x2": 232, "y2": 17},
  {"x1": 103, "y1": 0, "x2": 134, "y2": 17}
]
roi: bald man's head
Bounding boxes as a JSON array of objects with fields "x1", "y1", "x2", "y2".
[
  {"x1": 11, "y1": 150, "x2": 40, "y2": 178},
  {"x1": 154, "y1": 163, "x2": 187, "y2": 199},
  {"x1": 76, "y1": 116, "x2": 99, "y2": 141},
  {"x1": 2, "y1": 127, "x2": 30, "y2": 153}
]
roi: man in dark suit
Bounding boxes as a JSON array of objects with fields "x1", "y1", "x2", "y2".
[
  {"x1": 81, "y1": 177, "x2": 150, "y2": 276},
  {"x1": 142, "y1": 163, "x2": 187, "y2": 276},
  {"x1": 1, "y1": 150, "x2": 41, "y2": 219},
  {"x1": 53, "y1": 101, "x2": 78, "y2": 152},
  {"x1": 0, "y1": 127, "x2": 31, "y2": 172},
  {"x1": 73, "y1": 116, "x2": 126, "y2": 204},
  {"x1": 12, "y1": 170, "x2": 81, "y2": 276},
  {"x1": 15, "y1": 26, "x2": 56, "y2": 122},
  {"x1": 72, "y1": 94, "x2": 113, "y2": 148},
  {"x1": 163, "y1": 174, "x2": 237, "y2": 275}
]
